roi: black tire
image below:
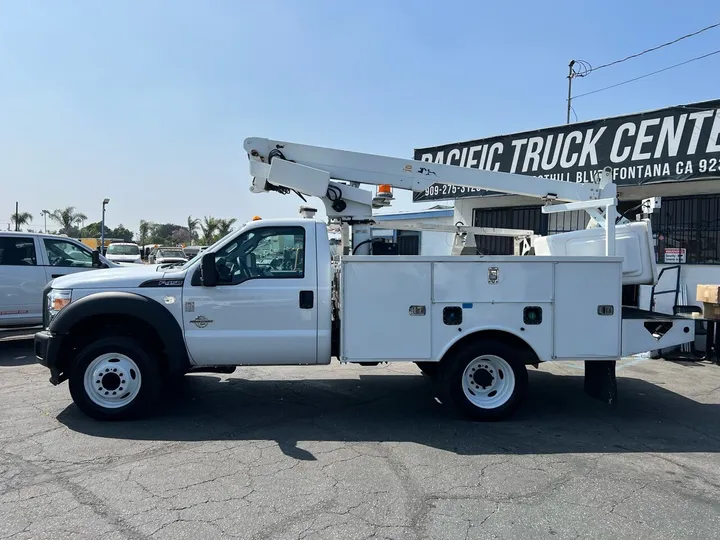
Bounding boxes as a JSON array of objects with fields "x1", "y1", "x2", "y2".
[
  {"x1": 68, "y1": 336, "x2": 162, "y2": 421},
  {"x1": 439, "y1": 339, "x2": 529, "y2": 421},
  {"x1": 415, "y1": 362, "x2": 440, "y2": 379}
]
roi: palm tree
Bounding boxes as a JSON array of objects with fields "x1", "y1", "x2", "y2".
[
  {"x1": 10, "y1": 211, "x2": 33, "y2": 231},
  {"x1": 199, "y1": 216, "x2": 219, "y2": 245},
  {"x1": 48, "y1": 206, "x2": 88, "y2": 236},
  {"x1": 216, "y1": 218, "x2": 237, "y2": 240},
  {"x1": 138, "y1": 220, "x2": 150, "y2": 247},
  {"x1": 186, "y1": 215, "x2": 200, "y2": 243}
]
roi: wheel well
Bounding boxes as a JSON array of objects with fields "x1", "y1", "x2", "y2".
[
  {"x1": 58, "y1": 314, "x2": 167, "y2": 373},
  {"x1": 440, "y1": 330, "x2": 540, "y2": 366}
]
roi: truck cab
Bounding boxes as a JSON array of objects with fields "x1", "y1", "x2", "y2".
[
  {"x1": 180, "y1": 218, "x2": 332, "y2": 366},
  {"x1": 34, "y1": 218, "x2": 334, "y2": 419}
]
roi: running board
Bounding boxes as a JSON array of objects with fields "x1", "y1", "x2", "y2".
[{"x1": 621, "y1": 307, "x2": 695, "y2": 356}]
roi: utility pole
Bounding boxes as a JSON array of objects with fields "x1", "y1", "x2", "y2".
[
  {"x1": 566, "y1": 60, "x2": 576, "y2": 124},
  {"x1": 14, "y1": 202, "x2": 19, "y2": 231}
]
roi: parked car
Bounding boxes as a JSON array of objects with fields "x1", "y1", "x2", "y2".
[
  {"x1": 182, "y1": 245, "x2": 207, "y2": 260},
  {"x1": 105, "y1": 242, "x2": 143, "y2": 264},
  {"x1": 148, "y1": 246, "x2": 188, "y2": 264},
  {"x1": 0, "y1": 232, "x2": 121, "y2": 328}
]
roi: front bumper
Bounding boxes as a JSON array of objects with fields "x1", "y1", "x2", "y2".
[{"x1": 34, "y1": 330, "x2": 66, "y2": 385}]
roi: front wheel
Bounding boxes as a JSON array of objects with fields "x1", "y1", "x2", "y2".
[
  {"x1": 440, "y1": 340, "x2": 529, "y2": 421},
  {"x1": 69, "y1": 336, "x2": 162, "y2": 421}
]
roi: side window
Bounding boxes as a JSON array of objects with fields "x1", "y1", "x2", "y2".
[
  {"x1": 43, "y1": 239, "x2": 93, "y2": 268},
  {"x1": 214, "y1": 227, "x2": 305, "y2": 285},
  {"x1": 0, "y1": 237, "x2": 37, "y2": 266}
]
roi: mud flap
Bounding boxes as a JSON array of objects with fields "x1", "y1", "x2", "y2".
[{"x1": 584, "y1": 360, "x2": 617, "y2": 405}]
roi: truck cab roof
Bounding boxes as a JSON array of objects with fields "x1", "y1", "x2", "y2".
[{"x1": 245, "y1": 217, "x2": 324, "y2": 226}]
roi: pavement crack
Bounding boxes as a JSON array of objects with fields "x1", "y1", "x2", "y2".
[{"x1": 477, "y1": 501, "x2": 500, "y2": 527}]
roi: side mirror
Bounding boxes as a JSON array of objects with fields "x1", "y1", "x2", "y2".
[
  {"x1": 200, "y1": 252, "x2": 218, "y2": 287},
  {"x1": 91, "y1": 249, "x2": 101, "y2": 268}
]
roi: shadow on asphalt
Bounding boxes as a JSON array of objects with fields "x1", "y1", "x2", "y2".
[
  {"x1": 56, "y1": 368, "x2": 720, "y2": 458},
  {"x1": 0, "y1": 339, "x2": 37, "y2": 367}
]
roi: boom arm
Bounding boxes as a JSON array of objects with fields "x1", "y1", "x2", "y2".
[
  {"x1": 244, "y1": 137, "x2": 618, "y2": 255},
  {"x1": 245, "y1": 137, "x2": 615, "y2": 204}
]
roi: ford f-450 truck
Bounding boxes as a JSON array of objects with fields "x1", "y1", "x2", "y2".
[{"x1": 34, "y1": 138, "x2": 695, "y2": 421}]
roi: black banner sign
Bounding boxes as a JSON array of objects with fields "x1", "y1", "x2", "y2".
[{"x1": 413, "y1": 99, "x2": 720, "y2": 202}]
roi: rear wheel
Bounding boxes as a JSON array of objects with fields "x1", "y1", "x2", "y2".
[
  {"x1": 440, "y1": 340, "x2": 529, "y2": 421},
  {"x1": 69, "y1": 336, "x2": 162, "y2": 421}
]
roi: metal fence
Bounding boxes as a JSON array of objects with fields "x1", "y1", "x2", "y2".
[{"x1": 651, "y1": 195, "x2": 720, "y2": 265}]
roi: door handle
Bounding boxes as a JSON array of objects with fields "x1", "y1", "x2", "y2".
[
  {"x1": 299, "y1": 290, "x2": 314, "y2": 309},
  {"x1": 51, "y1": 274, "x2": 66, "y2": 278}
]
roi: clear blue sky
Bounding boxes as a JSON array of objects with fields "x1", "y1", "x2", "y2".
[{"x1": 1, "y1": 0, "x2": 718, "y2": 233}]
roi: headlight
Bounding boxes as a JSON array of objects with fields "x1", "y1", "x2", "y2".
[{"x1": 47, "y1": 289, "x2": 72, "y2": 322}]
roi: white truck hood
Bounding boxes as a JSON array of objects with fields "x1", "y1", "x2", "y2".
[{"x1": 50, "y1": 264, "x2": 189, "y2": 290}]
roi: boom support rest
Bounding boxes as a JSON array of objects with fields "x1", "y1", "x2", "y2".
[{"x1": 584, "y1": 361, "x2": 617, "y2": 405}]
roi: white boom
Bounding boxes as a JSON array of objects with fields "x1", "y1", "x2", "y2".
[{"x1": 244, "y1": 137, "x2": 618, "y2": 256}]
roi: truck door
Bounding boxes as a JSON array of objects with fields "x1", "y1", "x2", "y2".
[
  {"x1": 40, "y1": 237, "x2": 99, "y2": 281},
  {"x1": 182, "y1": 224, "x2": 319, "y2": 366},
  {"x1": 0, "y1": 235, "x2": 46, "y2": 326}
]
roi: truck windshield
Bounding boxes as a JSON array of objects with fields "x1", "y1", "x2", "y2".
[
  {"x1": 158, "y1": 249, "x2": 185, "y2": 258},
  {"x1": 107, "y1": 244, "x2": 139, "y2": 255}
]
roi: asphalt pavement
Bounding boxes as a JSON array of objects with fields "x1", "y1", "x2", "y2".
[{"x1": 2, "y1": 339, "x2": 720, "y2": 539}]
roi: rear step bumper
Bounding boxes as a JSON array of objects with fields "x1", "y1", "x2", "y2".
[{"x1": 621, "y1": 307, "x2": 695, "y2": 356}]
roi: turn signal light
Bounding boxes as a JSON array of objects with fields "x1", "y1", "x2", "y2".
[{"x1": 51, "y1": 297, "x2": 71, "y2": 312}]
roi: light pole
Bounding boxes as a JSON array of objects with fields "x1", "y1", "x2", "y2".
[
  {"x1": 101, "y1": 198, "x2": 110, "y2": 254},
  {"x1": 41, "y1": 210, "x2": 47, "y2": 233}
]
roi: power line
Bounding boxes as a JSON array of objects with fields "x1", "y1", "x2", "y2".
[
  {"x1": 569, "y1": 105, "x2": 579, "y2": 122},
  {"x1": 587, "y1": 21, "x2": 720, "y2": 74},
  {"x1": 573, "y1": 48, "x2": 720, "y2": 100}
]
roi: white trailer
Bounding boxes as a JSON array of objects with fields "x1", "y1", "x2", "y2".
[{"x1": 33, "y1": 138, "x2": 694, "y2": 421}]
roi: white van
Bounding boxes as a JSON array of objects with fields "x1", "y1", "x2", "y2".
[
  {"x1": 0, "y1": 232, "x2": 119, "y2": 328},
  {"x1": 105, "y1": 242, "x2": 143, "y2": 264}
]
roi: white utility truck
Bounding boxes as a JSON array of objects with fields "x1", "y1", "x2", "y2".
[{"x1": 34, "y1": 138, "x2": 694, "y2": 421}]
